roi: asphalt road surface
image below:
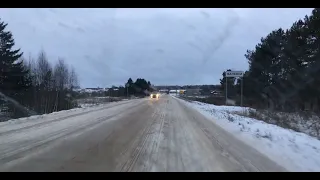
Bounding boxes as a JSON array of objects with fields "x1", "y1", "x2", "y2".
[{"x1": 0, "y1": 95, "x2": 287, "y2": 172}]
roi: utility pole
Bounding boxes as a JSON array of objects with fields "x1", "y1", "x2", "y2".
[
  {"x1": 241, "y1": 77, "x2": 243, "y2": 107},
  {"x1": 125, "y1": 83, "x2": 129, "y2": 99},
  {"x1": 225, "y1": 75, "x2": 228, "y2": 104}
]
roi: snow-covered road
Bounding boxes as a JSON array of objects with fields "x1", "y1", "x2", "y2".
[{"x1": 0, "y1": 95, "x2": 285, "y2": 172}]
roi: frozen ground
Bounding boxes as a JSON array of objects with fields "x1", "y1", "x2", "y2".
[
  {"x1": 175, "y1": 97, "x2": 320, "y2": 172},
  {"x1": 0, "y1": 100, "x2": 133, "y2": 133},
  {"x1": 77, "y1": 97, "x2": 126, "y2": 108},
  {"x1": 0, "y1": 95, "x2": 285, "y2": 172}
]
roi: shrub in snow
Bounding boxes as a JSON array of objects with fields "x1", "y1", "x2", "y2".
[{"x1": 234, "y1": 109, "x2": 320, "y2": 139}]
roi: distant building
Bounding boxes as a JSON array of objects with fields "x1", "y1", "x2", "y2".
[
  {"x1": 185, "y1": 89, "x2": 201, "y2": 96},
  {"x1": 211, "y1": 90, "x2": 222, "y2": 96},
  {"x1": 159, "y1": 89, "x2": 169, "y2": 93},
  {"x1": 83, "y1": 88, "x2": 106, "y2": 93},
  {"x1": 169, "y1": 90, "x2": 178, "y2": 94}
]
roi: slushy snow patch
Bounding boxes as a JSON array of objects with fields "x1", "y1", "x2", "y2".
[{"x1": 179, "y1": 99, "x2": 320, "y2": 172}]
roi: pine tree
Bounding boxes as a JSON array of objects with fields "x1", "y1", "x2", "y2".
[
  {"x1": 0, "y1": 19, "x2": 31, "y2": 117},
  {"x1": 127, "y1": 78, "x2": 133, "y2": 85},
  {"x1": 240, "y1": 8, "x2": 320, "y2": 111},
  {"x1": 126, "y1": 78, "x2": 134, "y2": 95}
]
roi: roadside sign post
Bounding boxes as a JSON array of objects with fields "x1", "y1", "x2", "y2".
[
  {"x1": 225, "y1": 71, "x2": 244, "y2": 106},
  {"x1": 125, "y1": 83, "x2": 129, "y2": 98},
  {"x1": 225, "y1": 76, "x2": 228, "y2": 103},
  {"x1": 241, "y1": 76, "x2": 243, "y2": 107}
]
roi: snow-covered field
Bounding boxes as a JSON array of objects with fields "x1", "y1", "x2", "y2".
[{"x1": 176, "y1": 97, "x2": 320, "y2": 172}]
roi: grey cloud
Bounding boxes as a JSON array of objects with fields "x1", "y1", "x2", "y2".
[
  {"x1": 58, "y1": 22, "x2": 70, "y2": 29},
  {"x1": 200, "y1": 10, "x2": 211, "y2": 18},
  {"x1": 76, "y1": 27, "x2": 85, "y2": 33},
  {"x1": 0, "y1": 8, "x2": 313, "y2": 87},
  {"x1": 49, "y1": 8, "x2": 57, "y2": 14}
]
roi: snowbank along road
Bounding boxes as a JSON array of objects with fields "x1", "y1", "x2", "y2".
[{"x1": 0, "y1": 95, "x2": 287, "y2": 172}]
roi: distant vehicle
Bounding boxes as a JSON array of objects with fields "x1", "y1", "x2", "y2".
[
  {"x1": 150, "y1": 93, "x2": 160, "y2": 99},
  {"x1": 179, "y1": 90, "x2": 186, "y2": 94}
]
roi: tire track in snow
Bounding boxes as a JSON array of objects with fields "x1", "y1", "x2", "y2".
[
  {"x1": 143, "y1": 101, "x2": 166, "y2": 171},
  {"x1": 119, "y1": 114, "x2": 154, "y2": 172},
  {"x1": 119, "y1": 100, "x2": 166, "y2": 172}
]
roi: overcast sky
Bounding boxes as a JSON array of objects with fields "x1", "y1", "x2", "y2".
[{"x1": 0, "y1": 8, "x2": 313, "y2": 87}]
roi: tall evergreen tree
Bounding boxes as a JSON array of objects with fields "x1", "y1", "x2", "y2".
[
  {"x1": 126, "y1": 78, "x2": 134, "y2": 95},
  {"x1": 238, "y1": 8, "x2": 320, "y2": 111},
  {"x1": 0, "y1": 19, "x2": 31, "y2": 117}
]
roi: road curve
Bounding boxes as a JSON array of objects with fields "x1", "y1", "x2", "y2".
[{"x1": 0, "y1": 95, "x2": 287, "y2": 172}]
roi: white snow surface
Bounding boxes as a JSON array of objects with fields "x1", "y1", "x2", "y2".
[
  {"x1": 177, "y1": 98, "x2": 320, "y2": 172},
  {"x1": 0, "y1": 99, "x2": 144, "y2": 163},
  {"x1": 0, "y1": 99, "x2": 130, "y2": 133}
]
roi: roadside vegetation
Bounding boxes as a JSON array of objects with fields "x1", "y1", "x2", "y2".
[
  {"x1": 221, "y1": 8, "x2": 320, "y2": 112},
  {"x1": 180, "y1": 8, "x2": 320, "y2": 139},
  {"x1": 0, "y1": 18, "x2": 155, "y2": 121},
  {"x1": 0, "y1": 18, "x2": 79, "y2": 121},
  {"x1": 76, "y1": 78, "x2": 154, "y2": 108}
]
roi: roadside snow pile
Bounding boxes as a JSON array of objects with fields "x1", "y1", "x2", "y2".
[
  {"x1": 0, "y1": 100, "x2": 129, "y2": 128},
  {"x1": 207, "y1": 104, "x2": 254, "y2": 113},
  {"x1": 235, "y1": 109, "x2": 320, "y2": 139},
  {"x1": 77, "y1": 97, "x2": 130, "y2": 108},
  {"x1": 180, "y1": 100, "x2": 320, "y2": 172},
  {"x1": 169, "y1": 94, "x2": 179, "y2": 97},
  {"x1": 79, "y1": 103, "x2": 100, "y2": 108}
]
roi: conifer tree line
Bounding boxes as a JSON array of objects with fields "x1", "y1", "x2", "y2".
[
  {"x1": 0, "y1": 18, "x2": 79, "y2": 119},
  {"x1": 123, "y1": 77, "x2": 153, "y2": 97},
  {"x1": 88, "y1": 78, "x2": 153, "y2": 98},
  {"x1": 220, "y1": 8, "x2": 320, "y2": 112}
]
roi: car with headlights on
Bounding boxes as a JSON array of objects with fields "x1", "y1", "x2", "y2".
[{"x1": 150, "y1": 93, "x2": 160, "y2": 99}]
